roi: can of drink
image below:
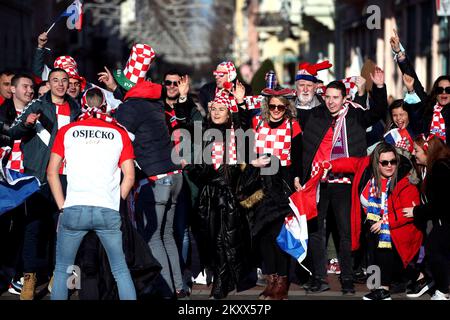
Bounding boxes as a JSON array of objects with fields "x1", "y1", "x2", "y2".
[{"x1": 266, "y1": 71, "x2": 277, "y2": 89}]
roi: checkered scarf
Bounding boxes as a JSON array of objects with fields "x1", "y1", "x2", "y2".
[
  {"x1": 211, "y1": 126, "x2": 237, "y2": 170},
  {"x1": 5, "y1": 111, "x2": 24, "y2": 173},
  {"x1": 366, "y1": 178, "x2": 392, "y2": 249},
  {"x1": 430, "y1": 104, "x2": 446, "y2": 143}
]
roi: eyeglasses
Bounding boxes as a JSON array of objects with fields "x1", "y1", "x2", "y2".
[
  {"x1": 379, "y1": 159, "x2": 398, "y2": 167},
  {"x1": 436, "y1": 87, "x2": 450, "y2": 94},
  {"x1": 213, "y1": 71, "x2": 228, "y2": 78},
  {"x1": 164, "y1": 80, "x2": 178, "y2": 87},
  {"x1": 268, "y1": 104, "x2": 286, "y2": 111}
]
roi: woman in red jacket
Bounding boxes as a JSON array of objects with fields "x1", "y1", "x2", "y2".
[{"x1": 324, "y1": 142, "x2": 422, "y2": 300}]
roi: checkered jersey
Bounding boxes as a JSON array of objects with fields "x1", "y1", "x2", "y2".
[
  {"x1": 253, "y1": 116, "x2": 301, "y2": 167},
  {"x1": 6, "y1": 111, "x2": 24, "y2": 173},
  {"x1": 211, "y1": 127, "x2": 237, "y2": 170},
  {"x1": 124, "y1": 44, "x2": 155, "y2": 84}
]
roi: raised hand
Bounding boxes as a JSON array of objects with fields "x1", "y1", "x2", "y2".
[
  {"x1": 370, "y1": 67, "x2": 385, "y2": 88},
  {"x1": 233, "y1": 80, "x2": 245, "y2": 104},
  {"x1": 178, "y1": 75, "x2": 190, "y2": 97},
  {"x1": 389, "y1": 28, "x2": 401, "y2": 52},
  {"x1": 402, "y1": 74, "x2": 415, "y2": 92},
  {"x1": 355, "y1": 76, "x2": 367, "y2": 96},
  {"x1": 38, "y1": 32, "x2": 48, "y2": 49},
  {"x1": 98, "y1": 66, "x2": 117, "y2": 92}
]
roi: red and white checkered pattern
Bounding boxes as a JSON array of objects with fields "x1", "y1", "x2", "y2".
[
  {"x1": 211, "y1": 90, "x2": 238, "y2": 113},
  {"x1": 254, "y1": 116, "x2": 293, "y2": 167},
  {"x1": 211, "y1": 128, "x2": 237, "y2": 170},
  {"x1": 311, "y1": 162, "x2": 351, "y2": 184},
  {"x1": 430, "y1": 104, "x2": 446, "y2": 143},
  {"x1": 216, "y1": 61, "x2": 237, "y2": 81},
  {"x1": 123, "y1": 44, "x2": 155, "y2": 84},
  {"x1": 6, "y1": 139, "x2": 24, "y2": 173},
  {"x1": 315, "y1": 77, "x2": 357, "y2": 98},
  {"x1": 54, "y1": 56, "x2": 80, "y2": 78},
  {"x1": 341, "y1": 76, "x2": 357, "y2": 97},
  {"x1": 244, "y1": 95, "x2": 264, "y2": 110}
]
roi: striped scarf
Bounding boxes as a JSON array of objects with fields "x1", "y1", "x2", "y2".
[
  {"x1": 366, "y1": 177, "x2": 392, "y2": 249},
  {"x1": 430, "y1": 104, "x2": 446, "y2": 143}
]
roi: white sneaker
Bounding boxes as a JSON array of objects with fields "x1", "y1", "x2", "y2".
[
  {"x1": 431, "y1": 290, "x2": 449, "y2": 300},
  {"x1": 256, "y1": 268, "x2": 266, "y2": 287}
]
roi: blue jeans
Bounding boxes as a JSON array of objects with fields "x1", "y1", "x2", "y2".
[
  {"x1": 51, "y1": 205, "x2": 136, "y2": 300},
  {"x1": 135, "y1": 173, "x2": 183, "y2": 296}
]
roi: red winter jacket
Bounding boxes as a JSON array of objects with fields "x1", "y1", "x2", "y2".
[{"x1": 330, "y1": 156, "x2": 422, "y2": 267}]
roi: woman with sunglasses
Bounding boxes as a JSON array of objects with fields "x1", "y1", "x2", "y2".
[
  {"x1": 402, "y1": 136, "x2": 450, "y2": 300},
  {"x1": 242, "y1": 88, "x2": 301, "y2": 300},
  {"x1": 323, "y1": 142, "x2": 422, "y2": 300},
  {"x1": 390, "y1": 30, "x2": 450, "y2": 146}
]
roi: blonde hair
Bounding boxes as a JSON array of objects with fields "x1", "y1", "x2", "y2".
[{"x1": 260, "y1": 96, "x2": 296, "y2": 122}]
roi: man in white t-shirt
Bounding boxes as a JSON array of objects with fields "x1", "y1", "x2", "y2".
[{"x1": 46, "y1": 88, "x2": 136, "y2": 300}]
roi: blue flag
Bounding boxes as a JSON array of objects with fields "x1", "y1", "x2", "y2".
[{"x1": 0, "y1": 169, "x2": 40, "y2": 216}]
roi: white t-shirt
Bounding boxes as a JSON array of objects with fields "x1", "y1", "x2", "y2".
[{"x1": 51, "y1": 118, "x2": 134, "y2": 211}]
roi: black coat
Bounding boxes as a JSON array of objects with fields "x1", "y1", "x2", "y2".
[
  {"x1": 413, "y1": 158, "x2": 450, "y2": 225},
  {"x1": 115, "y1": 84, "x2": 181, "y2": 178},
  {"x1": 397, "y1": 54, "x2": 450, "y2": 146},
  {"x1": 297, "y1": 85, "x2": 388, "y2": 184},
  {"x1": 186, "y1": 122, "x2": 251, "y2": 286}
]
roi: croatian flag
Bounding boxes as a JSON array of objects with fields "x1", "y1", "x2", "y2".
[
  {"x1": 276, "y1": 201, "x2": 309, "y2": 270},
  {"x1": 384, "y1": 128, "x2": 413, "y2": 153},
  {"x1": 0, "y1": 147, "x2": 40, "y2": 216},
  {"x1": 60, "y1": 0, "x2": 83, "y2": 31}
]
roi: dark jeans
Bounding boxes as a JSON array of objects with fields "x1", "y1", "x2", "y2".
[
  {"x1": 309, "y1": 183, "x2": 353, "y2": 282},
  {"x1": 0, "y1": 204, "x2": 25, "y2": 278},
  {"x1": 259, "y1": 217, "x2": 290, "y2": 277},
  {"x1": 135, "y1": 173, "x2": 183, "y2": 296},
  {"x1": 426, "y1": 222, "x2": 450, "y2": 294},
  {"x1": 22, "y1": 184, "x2": 57, "y2": 273}
]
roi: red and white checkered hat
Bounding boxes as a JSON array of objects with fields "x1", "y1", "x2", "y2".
[
  {"x1": 114, "y1": 44, "x2": 155, "y2": 90},
  {"x1": 215, "y1": 61, "x2": 237, "y2": 82},
  {"x1": 54, "y1": 55, "x2": 86, "y2": 89},
  {"x1": 54, "y1": 56, "x2": 79, "y2": 77}
]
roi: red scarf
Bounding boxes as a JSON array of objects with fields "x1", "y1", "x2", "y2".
[{"x1": 430, "y1": 104, "x2": 446, "y2": 143}]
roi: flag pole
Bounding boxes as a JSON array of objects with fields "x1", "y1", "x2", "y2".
[{"x1": 46, "y1": 22, "x2": 56, "y2": 34}]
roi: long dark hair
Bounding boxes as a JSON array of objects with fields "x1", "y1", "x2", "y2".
[
  {"x1": 385, "y1": 99, "x2": 411, "y2": 132},
  {"x1": 370, "y1": 142, "x2": 400, "y2": 196},
  {"x1": 427, "y1": 75, "x2": 450, "y2": 111}
]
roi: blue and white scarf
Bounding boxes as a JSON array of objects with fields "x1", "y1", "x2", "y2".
[{"x1": 366, "y1": 178, "x2": 392, "y2": 249}]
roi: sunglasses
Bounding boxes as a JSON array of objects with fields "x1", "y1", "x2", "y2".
[
  {"x1": 436, "y1": 87, "x2": 450, "y2": 94},
  {"x1": 164, "y1": 80, "x2": 178, "y2": 87},
  {"x1": 268, "y1": 104, "x2": 286, "y2": 111},
  {"x1": 213, "y1": 71, "x2": 228, "y2": 78},
  {"x1": 379, "y1": 159, "x2": 398, "y2": 167}
]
